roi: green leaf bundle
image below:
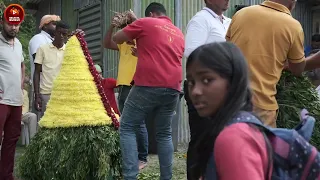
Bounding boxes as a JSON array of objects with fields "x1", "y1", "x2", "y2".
[
  {"x1": 276, "y1": 71, "x2": 320, "y2": 149},
  {"x1": 17, "y1": 126, "x2": 122, "y2": 180}
]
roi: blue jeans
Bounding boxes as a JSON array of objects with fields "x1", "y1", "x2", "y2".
[
  {"x1": 120, "y1": 86, "x2": 179, "y2": 180},
  {"x1": 118, "y1": 85, "x2": 148, "y2": 162}
]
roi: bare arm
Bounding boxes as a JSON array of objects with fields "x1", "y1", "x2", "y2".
[
  {"x1": 21, "y1": 62, "x2": 25, "y2": 89},
  {"x1": 285, "y1": 52, "x2": 320, "y2": 75},
  {"x1": 288, "y1": 60, "x2": 306, "y2": 76},
  {"x1": 103, "y1": 25, "x2": 119, "y2": 51},
  {"x1": 32, "y1": 53, "x2": 42, "y2": 73},
  {"x1": 112, "y1": 30, "x2": 132, "y2": 45},
  {"x1": 304, "y1": 51, "x2": 320, "y2": 71},
  {"x1": 33, "y1": 63, "x2": 42, "y2": 97}
]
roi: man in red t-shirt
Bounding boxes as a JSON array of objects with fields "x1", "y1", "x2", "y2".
[{"x1": 113, "y1": 2, "x2": 184, "y2": 179}]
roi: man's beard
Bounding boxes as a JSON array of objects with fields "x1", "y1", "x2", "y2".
[{"x1": 3, "y1": 30, "x2": 17, "y2": 39}]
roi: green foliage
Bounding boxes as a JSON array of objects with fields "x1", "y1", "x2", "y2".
[
  {"x1": 137, "y1": 172, "x2": 160, "y2": 179},
  {"x1": 276, "y1": 71, "x2": 320, "y2": 149},
  {"x1": 17, "y1": 126, "x2": 122, "y2": 180}
]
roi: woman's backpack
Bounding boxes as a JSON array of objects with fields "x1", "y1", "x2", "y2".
[{"x1": 204, "y1": 110, "x2": 320, "y2": 180}]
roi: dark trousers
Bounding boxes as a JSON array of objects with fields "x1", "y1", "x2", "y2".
[
  {"x1": 184, "y1": 81, "x2": 207, "y2": 179},
  {"x1": 118, "y1": 85, "x2": 132, "y2": 113},
  {"x1": 0, "y1": 104, "x2": 22, "y2": 180}
]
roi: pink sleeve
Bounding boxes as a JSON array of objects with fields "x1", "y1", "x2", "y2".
[
  {"x1": 122, "y1": 19, "x2": 144, "y2": 40},
  {"x1": 214, "y1": 123, "x2": 268, "y2": 180}
]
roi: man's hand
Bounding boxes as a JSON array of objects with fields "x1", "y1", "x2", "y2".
[
  {"x1": 283, "y1": 60, "x2": 291, "y2": 71},
  {"x1": 112, "y1": 13, "x2": 124, "y2": 28},
  {"x1": 74, "y1": 29, "x2": 85, "y2": 36},
  {"x1": 111, "y1": 16, "x2": 119, "y2": 28},
  {"x1": 131, "y1": 47, "x2": 137, "y2": 57},
  {"x1": 34, "y1": 95, "x2": 42, "y2": 111},
  {"x1": 111, "y1": 20, "x2": 117, "y2": 28},
  {"x1": 70, "y1": 29, "x2": 85, "y2": 37},
  {"x1": 126, "y1": 40, "x2": 135, "y2": 46}
]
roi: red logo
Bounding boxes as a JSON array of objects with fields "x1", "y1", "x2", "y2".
[{"x1": 4, "y1": 4, "x2": 25, "y2": 25}]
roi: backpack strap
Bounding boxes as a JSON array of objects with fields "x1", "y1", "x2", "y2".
[
  {"x1": 228, "y1": 111, "x2": 271, "y2": 131},
  {"x1": 262, "y1": 128, "x2": 273, "y2": 180}
]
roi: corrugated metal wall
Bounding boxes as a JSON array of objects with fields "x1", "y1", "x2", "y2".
[
  {"x1": 102, "y1": 0, "x2": 132, "y2": 78},
  {"x1": 313, "y1": 11, "x2": 320, "y2": 34},
  {"x1": 292, "y1": 2, "x2": 313, "y2": 46},
  {"x1": 78, "y1": 1, "x2": 102, "y2": 63},
  {"x1": 224, "y1": 0, "x2": 246, "y2": 17},
  {"x1": 179, "y1": 0, "x2": 205, "y2": 144},
  {"x1": 61, "y1": 0, "x2": 77, "y2": 29},
  {"x1": 35, "y1": 0, "x2": 62, "y2": 33}
]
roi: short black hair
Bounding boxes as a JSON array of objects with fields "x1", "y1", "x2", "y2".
[
  {"x1": 312, "y1": 34, "x2": 320, "y2": 42},
  {"x1": 145, "y1": 2, "x2": 166, "y2": 17},
  {"x1": 56, "y1": 21, "x2": 70, "y2": 30}
]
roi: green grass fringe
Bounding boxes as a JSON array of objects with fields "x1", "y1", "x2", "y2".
[
  {"x1": 277, "y1": 71, "x2": 320, "y2": 149},
  {"x1": 16, "y1": 125, "x2": 122, "y2": 180}
]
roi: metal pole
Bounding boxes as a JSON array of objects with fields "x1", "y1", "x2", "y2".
[
  {"x1": 174, "y1": 0, "x2": 182, "y2": 29},
  {"x1": 133, "y1": 0, "x2": 141, "y2": 18}
]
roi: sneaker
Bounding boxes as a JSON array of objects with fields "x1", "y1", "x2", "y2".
[{"x1": 138, "y1": 161, "x2": 147, "y2": 170}]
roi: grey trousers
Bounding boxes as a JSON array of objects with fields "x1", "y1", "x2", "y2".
[
  {"x1": 40, "y1": 94, "x2": 51, "y2": 119},
  {"x1": 22, "y1": 112, "x2": 38, "y2": 139}
]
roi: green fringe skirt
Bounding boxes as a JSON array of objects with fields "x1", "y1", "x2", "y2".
[{"x1": 17, "y1": 125, "x2": 122, "y2": 180}]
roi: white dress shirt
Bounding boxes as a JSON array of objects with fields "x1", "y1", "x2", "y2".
[
  {"x1": 184, "y1": 7, "x2": 231, "y2": 58},
  {"x1": 28, "y1": 30, "x2": 53, "y2": 80}
]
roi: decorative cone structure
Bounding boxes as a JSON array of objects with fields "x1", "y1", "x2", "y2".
[
  {"x1": 17, "y1": 34, "x2": 122, "y2": 180},
  {"x1": 277, "y1": 71, "x2": 320, "y2": 149}
]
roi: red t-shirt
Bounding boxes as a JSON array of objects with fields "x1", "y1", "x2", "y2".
[
  {"x1": 122, "y1": 16, "x2": 184, "y2": 91},
  {"x1": 214, "y1": 123, "x2": 269, "y2": 180},
  {"x1": 101, "y1": 78, "x2": 120, "y2": 115}
]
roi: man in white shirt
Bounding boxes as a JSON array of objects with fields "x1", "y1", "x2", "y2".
[
  {"x1": 183, "y1": 0, "x2": 230, "y2": 178},
  {"x1": 28, "y1": 15, "x2": 60, "y2": 117},
  {"x1": 184, "y1": 0, "x2": 231, "y2": 58},
  {"x1": 28, "y1": 15, "x2": 61, "y2": 81}
]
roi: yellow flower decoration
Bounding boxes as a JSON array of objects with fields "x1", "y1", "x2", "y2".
[{"x1": 39, "y1": 36, "x2": 117, "y2": 128}]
